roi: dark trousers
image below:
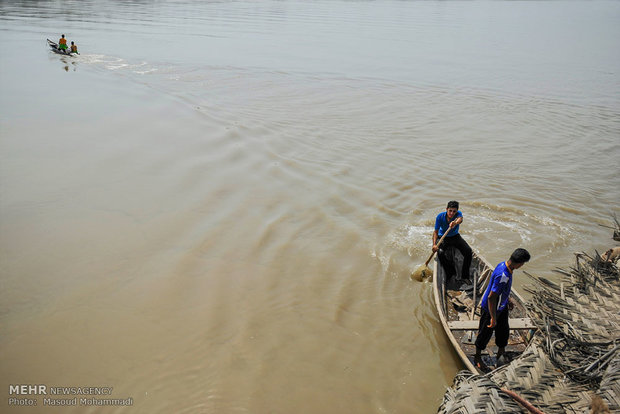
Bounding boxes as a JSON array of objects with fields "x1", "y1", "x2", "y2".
[
  {"x1": 437, "y1": 234, "x2": 472, "y2": 279},
  {"x1": 475, "y1": 307, "x2": 510, "y2": 350}
]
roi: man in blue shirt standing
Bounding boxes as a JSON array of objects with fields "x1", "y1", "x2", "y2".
[
  {"x1": 474, "y1": 248, "x2": 531, "y2": 370},
  {"x1": 433, "y1": 200, "x2": 472, "y2": 280}
]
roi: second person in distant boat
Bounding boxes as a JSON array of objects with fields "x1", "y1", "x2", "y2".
[
  {"x1": 70, "y1": 41, "x2": 78, "y2": 54},
  {"x1": 432, "y1": 200, "x2": 473, "y2": 280}
]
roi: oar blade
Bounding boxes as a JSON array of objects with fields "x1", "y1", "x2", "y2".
[{"x1": 411, "y1": 264, "x2": 433, "y2": 281}]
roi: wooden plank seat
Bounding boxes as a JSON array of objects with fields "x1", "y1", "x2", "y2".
[{"x1": 447, "y1": 318, "x2": 536, "y2": 331}]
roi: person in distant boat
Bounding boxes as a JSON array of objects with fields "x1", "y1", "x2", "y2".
[
  {"x1": 58, "y1": 34, "x2": 68, "y2": 51},
  {"x1": 70, "y1": 41, "x2": 78, "y2": 54},
  {"x1": 474, "y1": 248, "x2": 531, "y2": 370},
  {"x1": 432, "y1": 200, "x2": 473, "y2": 280}
]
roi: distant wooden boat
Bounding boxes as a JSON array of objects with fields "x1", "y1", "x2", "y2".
[
  {"x1": 432, "y1": 248, "x2": 537, "y2": 373},
  {"x1": 47, "y1": 39, "x2": 78, "y2": 56}
]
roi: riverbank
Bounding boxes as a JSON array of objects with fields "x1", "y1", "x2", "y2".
[{"x1": 437, "y1": 221, "x2": 620, "y2": 413}]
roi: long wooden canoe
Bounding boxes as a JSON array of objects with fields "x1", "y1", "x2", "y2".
[
  {"x1": 432, "y1": 248, "x2": 537, "y2": 373},
  {"x1": 47, "y1": 39, "x2": 78, "y2": 56}
]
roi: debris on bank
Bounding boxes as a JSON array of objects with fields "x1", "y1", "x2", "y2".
[{"x1": 437, "y1": 222, "x2": 620, "y2": 414}]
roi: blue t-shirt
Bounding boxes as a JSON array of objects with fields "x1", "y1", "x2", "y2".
[
  {"x1": 435, "y1": 210, "x2": 463, "y2": 238},
  {"x1": 480, "y1": 261, "x2": 513, "y2": 313}
]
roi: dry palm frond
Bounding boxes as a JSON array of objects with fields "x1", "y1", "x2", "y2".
[{"x1": 438, "y1": 371, "x2": 526, "y2": 414}]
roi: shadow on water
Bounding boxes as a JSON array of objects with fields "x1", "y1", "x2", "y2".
[{"x1": 48, "y1": 53, "x2": 78, "y2": 72}]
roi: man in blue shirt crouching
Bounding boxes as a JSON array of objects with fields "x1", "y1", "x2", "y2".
[{"x1": 433, "y1": 200, "x2": 472, "y2": 280}]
